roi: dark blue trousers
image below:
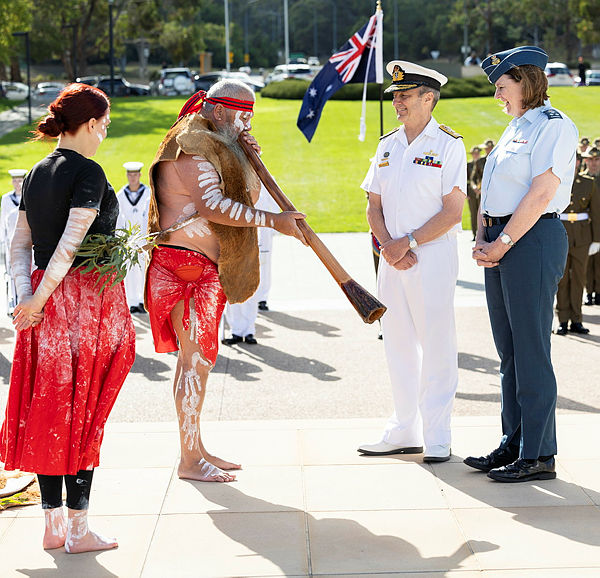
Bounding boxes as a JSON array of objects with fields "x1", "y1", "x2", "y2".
[{"x1": 484, "y1": 218, "x2": 568, "y2": 459}]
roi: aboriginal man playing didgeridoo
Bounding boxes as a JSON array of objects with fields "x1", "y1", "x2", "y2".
[{"x1": 145, "y1": 80, "x2": 307, "y2": 482}]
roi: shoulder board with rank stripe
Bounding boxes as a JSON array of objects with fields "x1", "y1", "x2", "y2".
[
  {"x1": 439, "y1": 125, "x2": 462, "y2": 139},
  {"x1": 379, "y1": 128, "x2": 399, "y2": 140},
  {"x1": 543, "y1": 108, "x2": 562, "y2": 120}
]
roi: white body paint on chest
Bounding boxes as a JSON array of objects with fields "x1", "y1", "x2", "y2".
[{"x1": 180, "y1": 202, "x2": 211, "y2": 238}]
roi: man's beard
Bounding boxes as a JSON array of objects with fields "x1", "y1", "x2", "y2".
[{"x1": 214, "y1": 122, "x2": 253, "y2": 181}]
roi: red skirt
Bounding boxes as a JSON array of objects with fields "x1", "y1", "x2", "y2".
[
  {"x1": 0, "y1": 268, "x2": 135, "y2": 475},
  {"x1": 146, "y1": 246, "x2": 226, "y2": 365}
]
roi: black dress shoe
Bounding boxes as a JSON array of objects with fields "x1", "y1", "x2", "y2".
[
  {"x1": 137, "y1": 303, "x2": 147, "y2": 314},
  {"x1": 595, "y1": 293, "x2": 600, "y2": 305},
  {"x1": 129, "y1": 305, "x2": 140, "y2": 314},
  {"x1": 258, "y1": 301, "x2": 269, "y2": 311},
  {"x1": 569, "y1": 322, "x2": 589, "y2": 334},
  {"x1": 463, "y1": 445, "x2": 519, "y2": 473},
  {"x1": 584, "y1": 293, "x2": 593, "y2": 305},
  {"x1": 555, "y1": 322, "x2": 568, "y2": 335},
  {"x1": 487, "y1": 457, "x2": 556, "y2": 483},
  {"x1": 221, "y1": 334, "x2": 243, "y2": 345},
  {"x1": 244, "y1": 334, "x2": 257, "y2": 344}
]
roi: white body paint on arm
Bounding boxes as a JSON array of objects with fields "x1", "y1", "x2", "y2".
[
  {"x1": 10, "y1": 211, "x2": 34, "y2": 301},
  {"x1": 33, "y1": 207, "x2": 97, "y2": 306}
]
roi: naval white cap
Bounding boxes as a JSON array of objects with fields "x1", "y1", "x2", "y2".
[
  {"x1": 8, "y1": 169, "x2": 27, "y2": 178},
  {"x1": 123, "y1": 161, "x2": 144, "y2": 172}
]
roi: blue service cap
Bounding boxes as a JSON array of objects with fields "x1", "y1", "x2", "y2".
[{"x1": 481, "y1": 46, "x2": 548, "y2": 84}]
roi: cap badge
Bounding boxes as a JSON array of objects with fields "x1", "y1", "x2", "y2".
[
  {"x1": 392, "y1": 65, "x2": 405, "y2": 82},
  {"x1": 491, "y1": 55, "x2": 501, "y2": 65}
]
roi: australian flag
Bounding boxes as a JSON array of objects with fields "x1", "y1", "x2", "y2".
[{"x1": 297, "y1": 11, "x2": 383, "y2": 142}]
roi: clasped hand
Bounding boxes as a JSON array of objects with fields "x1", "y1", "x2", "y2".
[
  {"x1": 12, "y1": 295, "x2": 44, "y2": 331},
  {"x1": 472, "y1": 238, "x2": 509, "y2": 268},
  {"x1": 381, "y1": 238, "x2": 417, "y2": 270}
]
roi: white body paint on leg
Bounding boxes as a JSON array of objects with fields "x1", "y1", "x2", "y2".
[{"x1": 65, "y1": 510, "x2": 88, "y2": 552}]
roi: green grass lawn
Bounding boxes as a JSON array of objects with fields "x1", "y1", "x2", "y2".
[{"x1": 0, "y1": 87, "x2": 598, "y2": 232}]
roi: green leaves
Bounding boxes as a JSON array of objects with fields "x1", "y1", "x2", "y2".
[{"x1": 76, "y1": 223, "x2": 156, "y2": 295}]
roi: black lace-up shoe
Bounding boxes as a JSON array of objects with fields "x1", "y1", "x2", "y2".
[
  {"x1": 222, "y1": 334, "x2": 243, "y2": 345},
  {"x1": 463, "y1": 446, "x2": 519, "y2": 473},
  {"x1": 555, "y1": 322, "x2": 568, "y2": 335},
  {"x1": 569, "y1": 322, "x2": 589, "y2": 334},
  {"x1": 487, "y1": 457, "x2": 556, "y2": 482}
]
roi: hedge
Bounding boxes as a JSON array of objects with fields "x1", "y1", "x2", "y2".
[{"x1": 261, "y1": 75, "x2": 495, "y2": 100}]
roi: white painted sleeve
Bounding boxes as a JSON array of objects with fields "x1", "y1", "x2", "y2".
[
  {"x1": 10, "y1": 211, "x2": 33, "y2": 301},
  {"x1": 32, "y1": 207, "x2": 97, "y2": 306}
]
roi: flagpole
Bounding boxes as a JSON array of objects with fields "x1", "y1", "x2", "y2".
[{"x1": 378, "y1": 1, "x2": 384, "y2": 137}]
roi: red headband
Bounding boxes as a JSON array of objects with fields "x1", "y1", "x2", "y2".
[{"x1": 177, "y1": 90, "x2": 254, "y2": 120}]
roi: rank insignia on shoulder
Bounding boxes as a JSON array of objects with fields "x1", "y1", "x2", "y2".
[
  {"x1": 379, "y1": 128, "x2": 399, "y2": 140},
  {"x1": 439, "y1": 125, "x2": 462, "y2": 139},
  {"x1": 543, "y1": 108, "x2": 562, "y2": 120},
  {"x1": 378, "y1": 161, "x2": 390, "y2": 168}
]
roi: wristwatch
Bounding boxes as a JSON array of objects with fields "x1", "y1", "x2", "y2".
[
  {"x1": 407, "y1": 233, "x2": 418, "y2": 249},
  {"x1": 499, "y1": 232, "x2": 514, "y2": 246}
]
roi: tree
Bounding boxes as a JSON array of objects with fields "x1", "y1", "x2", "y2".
[{"x1": 0, "y1": 0, "x2": 32, "y2": 81}]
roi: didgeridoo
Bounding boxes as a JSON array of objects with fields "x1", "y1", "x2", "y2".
[{"x1": 238, "y1": 135, "x2": 386, "y2": 324}]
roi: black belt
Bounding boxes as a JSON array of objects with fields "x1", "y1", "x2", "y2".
[{"x1": 482, "y1": 212, "x2": 558, "y2": 227}]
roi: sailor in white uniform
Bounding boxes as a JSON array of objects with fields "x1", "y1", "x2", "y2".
[
  {"x1": 358, "y1": 61, "x2": 467, "y2": 463},
  {"x1": 116, "y1": 161, "x2": 151, "y2": 313},
  {"x1": 0, "y1": 169, "x2": 27, "y2": 315}
]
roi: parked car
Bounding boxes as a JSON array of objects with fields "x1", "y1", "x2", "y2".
[
  {"x1": 544, "y1": 62, "x2": 574, "y2": 86},
  {"x1": 585, "y1": 69, "x2": 600, "y2": 86},
  {"x1": 96, "y1": 76, "x2": 150, "y2": 96},
  {"x1": 35, "y1": 82, "x2": 65, "y2": 100},
  {"x1": 75, "y1": 76, "x2": 100, "y2": 86},
  {"x1": 151, "y1": 68, "x2": 195, "y2": 96},
  {"x1": 1, "y1": 81, "x2": 29, "y2": 100},
  {"x1": 265, "y1": 64, "x2": 314, "y2": 84},
  {"x1": 193, "y1": 71, "x2": 264, "y2": 93}
]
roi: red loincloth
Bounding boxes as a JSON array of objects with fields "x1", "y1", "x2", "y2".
[
  {"x1": 0, "y1": 268, "x2": 135, "y2": 476},
  {"x1": 145, "y1": 246, "x2": 226, "y2": 365}
]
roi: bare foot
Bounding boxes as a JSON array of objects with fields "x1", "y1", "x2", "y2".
[
  {"x1": 65, "y1": 530, "x2": 118, "y2": 554},
  {"x1": 203, "y1": 453, "x2": 242, "y2": 471},
  {"x1": 43, "y1": 507, "x2": 66, "y2": 550},
  {"x1": 178, "y1": 458, "x2": 236, "y2": 482},
  {"x1": 64, "y1": 509, "x2": 118, "y2": 554}
]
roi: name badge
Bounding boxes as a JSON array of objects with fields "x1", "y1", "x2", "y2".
[{"x1": 378, "y1": 161, "x2": 389, "y2": 167}]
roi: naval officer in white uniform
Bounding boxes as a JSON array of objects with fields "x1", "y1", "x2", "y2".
[
  {"x1": 116, "y1": 161, "x2": 151, "y2": 313},
  {"x1": 0, "y1": 169, "x2": 27, "y2": 315},
  {"x1": 358, "y1": 61, "x2": 466, "y2": 463}
]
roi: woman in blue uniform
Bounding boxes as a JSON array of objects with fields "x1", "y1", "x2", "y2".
[{"x1": 464, "y1": 46, "x2": 578, "y2": 482}]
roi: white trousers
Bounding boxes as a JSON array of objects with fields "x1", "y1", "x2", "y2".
[
  {"x1": 256, "y1": 228, "x2": 274, "y2": 303},
  {"x1": 378, "y1": 234, "x2": 459, "y2": 449},
  {"x1": 226, "y1": 231, "x2": 273, "y2": 336},
  {"x1": 124, "y1": 259, "x2": 146, "y2": 307}
]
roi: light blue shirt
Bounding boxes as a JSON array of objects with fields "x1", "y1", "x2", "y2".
[{"x1": 481, "y1": 103, "x2": 578, "y2": 216}]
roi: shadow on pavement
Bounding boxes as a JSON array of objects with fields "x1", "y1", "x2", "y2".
[
  {"x1": 129, "y1": 353, "x2": 172, "y2": 382},
  {"x1": 15, "y1": 549, "x2": 119, "y2": 578},
  {"x1": 188, "y1": 481, "x2": 498, "y2": 576},
  {"x1": 216, "y1": 343, "x2": 340, "y2": 382},
  {"x1": 259, "y1": 310, "x2": 340, "y2": 338}
]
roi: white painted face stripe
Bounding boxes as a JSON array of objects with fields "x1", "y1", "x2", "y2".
[
  {"x1": 244, "y1": 207, "x2": 254, "y2": 223},
  {"x1": 234, "y1": 203, "x2": 243, "y2": 220}
]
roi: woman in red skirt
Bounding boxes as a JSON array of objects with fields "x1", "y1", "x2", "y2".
[{"x1": 0, "y1": 84, "x2": 136, "y2": 553}]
